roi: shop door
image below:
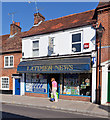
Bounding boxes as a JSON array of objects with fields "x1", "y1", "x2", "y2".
[
  {"x1": 108, "y1": 72, "x2": 110, "y2": 102},
  {"x1": 48, "y1": 74, "x2": 60, "y2": 98},
  {"x1": 15, "y1": 78, "x2": 20, "y2": 95}
]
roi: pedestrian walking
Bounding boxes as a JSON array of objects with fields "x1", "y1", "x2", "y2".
[{"x1": 51, "y1": 78, "x2": 58, "y2": 102}]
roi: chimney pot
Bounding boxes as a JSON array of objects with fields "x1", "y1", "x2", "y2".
[
  {"x1": 10, "y1": 21, "x2": 21, "y2": 36},
  {"x1": 18, "y1": 22, "x2": 20, "y2": 26},
  {"x1": 12, "y1": 21, "x2": 15, "y2": 24}
]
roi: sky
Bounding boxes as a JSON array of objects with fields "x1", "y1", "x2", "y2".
[{"x1": 1, "y1": 1, "x2": 99, "y2": 35}]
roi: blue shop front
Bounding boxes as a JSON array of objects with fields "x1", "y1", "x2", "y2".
[{"x1": 17, "y1": 56, "x2": 92, "y2": 101}]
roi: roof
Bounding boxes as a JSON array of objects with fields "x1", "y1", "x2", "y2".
[
  {"x1": 22, "y1": 9, "x2": 96, "y2": 38},
  {"x1": 0, "y1": 32, "x2": 26, "y2": 53},
  {"x1": 0, "y1": 9, "x2": 97, "y2": 53},
  {"x1": 97, "y1": 1, "x2": 110, "y2": 9}
]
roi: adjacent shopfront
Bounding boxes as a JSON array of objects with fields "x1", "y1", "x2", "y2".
[
  {"x1": 17, "y1": 56, "x2": 92, "y2": 101},
  {"x1": 108, "y1": 66, "x2": 110, "y2": 103}
]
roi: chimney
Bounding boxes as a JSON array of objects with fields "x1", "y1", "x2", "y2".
[
  {"x1": 34, "y1": 12, "x2": 45, "y2": 25},
  {"x1": 10, "y1": 21, "x2": 22, "y2": 36}
]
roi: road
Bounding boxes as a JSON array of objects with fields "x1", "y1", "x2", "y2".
[{"x1": 1, "y1": 103, "x2": 108, "y2": 120}]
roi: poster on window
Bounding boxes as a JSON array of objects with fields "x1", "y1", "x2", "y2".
[
  {"x1": 66, "y1": 89, "x2": 71, "y2": 94},
  {"x1": 31, "y1": 79, "x2": 47, "y2": 93},
  {"x1": 71, "y1": 86, "x2": 80, "y2": 95},
  {"x1": 26, "y1": 83, "x2": 33, "y2": 92}
]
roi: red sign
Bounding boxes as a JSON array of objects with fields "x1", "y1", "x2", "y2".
[{"x1": 84, "y1": 43, "x2": 89, "y2": 49}]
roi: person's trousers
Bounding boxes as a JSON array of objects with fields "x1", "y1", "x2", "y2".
[{"x1": 52, "y1": 89, "x2": 58, "y2": 102}]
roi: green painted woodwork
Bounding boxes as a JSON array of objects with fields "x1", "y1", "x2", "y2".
[{"x1": 108, "y1": 72, "x2": 110, "y2": 102}]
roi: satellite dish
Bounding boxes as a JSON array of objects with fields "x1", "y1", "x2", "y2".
[{"x1": 72, "y1": 47, "x2": 76, "y2": 52}]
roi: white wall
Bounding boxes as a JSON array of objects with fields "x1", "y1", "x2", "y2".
[
  {"x1": 13, "y1": 77, "x2": 15, "y2": 95},
  {"x1": 22, "y1": 25, "x2": 96, "y2": 58},
  {"x1": 20, "y1": 73, "x2": 25, "y2": 96},
  {"x1": 92, "y1": 67, "x2": 96, "y2": 103},
  {"x1": 22, "y1": 38, "x2": 32, "y2": 58},
  {"x1": 91, "y1": 51, "x2": 97, "y2": 103},
  {"x1": 101, "y1": 64, "x2": 108, "y2": 104}
]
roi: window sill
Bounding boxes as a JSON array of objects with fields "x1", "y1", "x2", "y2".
[
  {"x1": 4, "y1": 66, "x2": 14, "y2": 69},
  {"x1": 51, "y1": 53, "x2": 57, "y2": 56},
  {"x1": 1, "y1": 88, "x2": 9, "y2": 90},
  {"x1": 60, "y1": 94, "x2": 91, "y2": 97}
]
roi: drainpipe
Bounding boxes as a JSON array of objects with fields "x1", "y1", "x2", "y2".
[{"x1": 96, "y1": 23, "x2": 104, "y2": 105}]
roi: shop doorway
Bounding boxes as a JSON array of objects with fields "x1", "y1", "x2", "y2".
[
  {"x1": 15, "y1": 78, "x2": 20, "y2": 95},
  {"x1": 48, "y1": 74, "x2": 60, "y2": 98}
]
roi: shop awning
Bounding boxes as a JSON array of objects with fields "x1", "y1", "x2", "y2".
[{"x1": 17, "y1": 57, "x2": 91, "y2": 73}]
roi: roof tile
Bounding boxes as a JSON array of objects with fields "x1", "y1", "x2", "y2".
[{"x1": 22, "y1": 9, "x2": 96, "y2": 38}]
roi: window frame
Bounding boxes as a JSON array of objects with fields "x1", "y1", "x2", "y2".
[
  {"x1": 48, "y1": 36, "x2": 55, "y2": 55},
  {"x1": 32, "y1": 40, "x2": 39, "y2": 57},
  {"x1": 4, "y1": 55, "x2": 14, "y2": 68},
  {"x1": 71, "y1": 31, "x2": 83, "y2": 53},
  {"x1": 1, "y1": 77, "x2": 9, "y2": 90}
]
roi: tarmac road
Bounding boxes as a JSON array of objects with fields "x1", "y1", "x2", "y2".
[{"x1": 1, "y1": 103, "x2": 108, "y2": 120}]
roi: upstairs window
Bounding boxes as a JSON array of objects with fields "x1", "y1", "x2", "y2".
[
  {"x1": 48, "y1": 37, "x2": 55, "y2": 54},
  {"x1": 32, "y1": 40, "x2": 39, "y2": 57},
  {"x1": 72, "y1": 33, "x2": 81, "y2": 53},
  {"x1": 1, "y1": 77, "x2": 9, "y2": 90},
  {"x1": 4, "y1": 56, "x2": 14, "y2": 68}
]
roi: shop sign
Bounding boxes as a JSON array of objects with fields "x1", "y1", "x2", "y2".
[
  {"x1": 18, "y1": 64, "x2": 90, "y2": 73},
  {"x1": 27, "y1": 64, "x2": 74, "y2": 72},
  {"x1": 92, "y1": 57, "x2": 96, "y2": 64},
  {"x1": 84, "y1": 43, "x2": 89, "y2": 49},
  {"x1": 17, "y1": 57, "x2": 91, "y2": 73}
]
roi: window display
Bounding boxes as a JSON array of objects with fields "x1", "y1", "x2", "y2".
[
  {"x1": 26, "y1": 73, "x2": 47, "y2": 93},
  {"x1": 62, "y1": 73, "x2": 91, "y2": 96},
  {"x1": 63, "y1": 74, "x2": 80, "y2": 95}
]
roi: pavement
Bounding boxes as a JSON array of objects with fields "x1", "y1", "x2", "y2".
[{"x1": 1, "y1": 94, "x2": 110, "y2": 119}]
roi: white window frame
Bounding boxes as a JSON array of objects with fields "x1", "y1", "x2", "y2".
[
  {"x1": 4, "y1": 55, "x2": 14, "y2": 68},
  {"x1": 1, "y1": 77, "x2": 9, "y2": 90},
  {"x1": 32, "y1": 40, "x2": 39, "y2": 57},
  {"x1": 71, "y1": 31, "x2": 83, "y2": 53}
]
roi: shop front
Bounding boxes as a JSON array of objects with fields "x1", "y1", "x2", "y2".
[{"x1": 17, "y1": 56, "x2": 92, "y2": 101}]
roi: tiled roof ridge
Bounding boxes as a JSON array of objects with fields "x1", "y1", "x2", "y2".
[
  {"x1": 44, "y1": 9, "x2": 95, "y2": 23},
  {"x1": 97, "y1": 1, "x2": 110, "y2": 9},
  {"x1": 25, "y1": 9, "x2": 96, "y2": 38},
  {"x1": 1, "y1": 30, "x2": 27, "y2": 38},
  {"x1": 0, "y1": 34, "x2": 10, "y2": 37}
]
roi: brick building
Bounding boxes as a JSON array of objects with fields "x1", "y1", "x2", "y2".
[
  {"x1": 16, "y1": 1, "x2": 110, "y2": 104},
  {"x1": 0, "y1": 21, "x2": 23, "y2": 94},
  {"x1": 1, "y1": 1, "x2": 109, "y2": 104},
  {"x1": 95, "y1": 2, "x2": 110, "y2": 104},
  {"x1": 17, "y1": 9, "x2": 97, "y2": 102}
]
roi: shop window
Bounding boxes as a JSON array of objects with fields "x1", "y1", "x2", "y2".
[
  {"x1": 25, "y1": 73, "x2": 47, "y2": 93},
  {"x1": 4, "y1": 56, "x2": 14, "y2": 68},
  {"x1": 1, "y1": 77, "x2": 9, "y2": 90},
  {"x1": 32, "y1": 40, "x2": 39, "y2": 57},
  {"x1": 72, "y1": 33, "x2": 81, "y2": 52},
  {"x1": 62, "y1": 73, "x2": 91, "y2": 96}
]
